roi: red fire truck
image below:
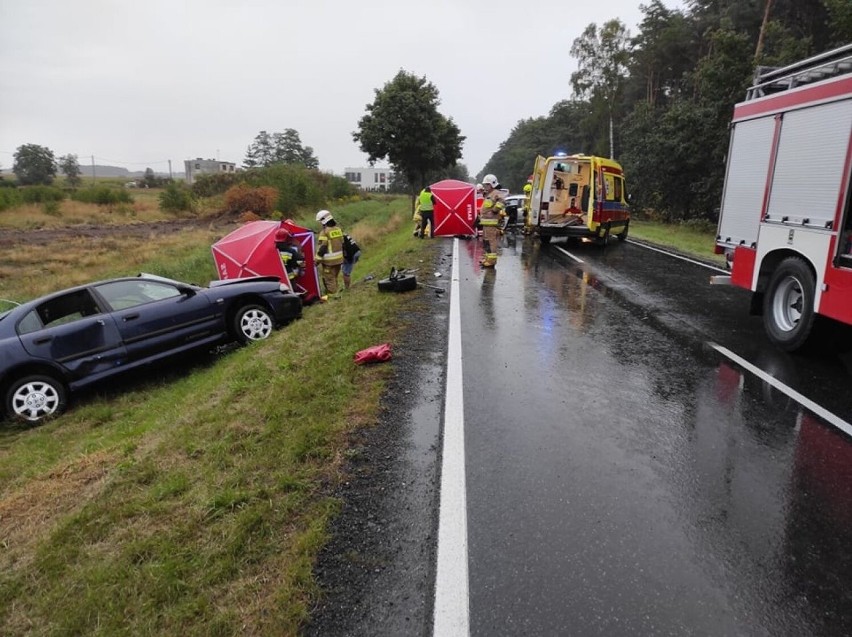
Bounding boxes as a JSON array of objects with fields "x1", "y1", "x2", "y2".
[{"x1": 714, "y1": 44, "x2": 852, "y2": 351}]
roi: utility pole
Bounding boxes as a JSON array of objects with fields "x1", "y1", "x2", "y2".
[
  {"x1": 91, "y1": 155, "x2": 95, "y2": 183},
  {"x1": 755, "y1": 0, "x2": 774, "y2": 61},
  {"x1": 168, "y1": 159, "x2": 172, "y2": 180}
]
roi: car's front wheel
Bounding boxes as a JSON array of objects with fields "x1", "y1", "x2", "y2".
[
  {"x1": 6, "y1": 375, "x2": 67, "y2": 423},
  {"x1": 233, "y1": 304, "x2": 274, "y2": 343}
]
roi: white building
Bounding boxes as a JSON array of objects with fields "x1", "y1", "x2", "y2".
[
  {"x1": 344, "y1": 166, "x2": 393, "y2": 191},
  {"x1": 184, "y1": 158, "x2": 237, "y2": 185}
]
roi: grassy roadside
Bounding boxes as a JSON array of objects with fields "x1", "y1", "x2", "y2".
[
  {"x1": 0, "y1": 199, "x2": 718, "y2": 635},
  {"x1": 628, "y1": 218, "x2": 725, "y2": 267},
  {"x1": 0, "y1": 197, "x2": 433, "y2": 635}
]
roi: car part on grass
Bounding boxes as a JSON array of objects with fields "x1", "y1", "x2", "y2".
[{"x1": 378, "y1": 268, "x2": 418, "y2": 293}]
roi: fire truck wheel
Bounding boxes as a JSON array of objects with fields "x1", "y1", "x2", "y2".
[{"x1": 763, "y1": 257, "x2": 816, "y2": 352}]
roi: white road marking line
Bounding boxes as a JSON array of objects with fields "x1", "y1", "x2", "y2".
[
  {"x1": 554, "y1": 245, "x2": 584, "y2": 263},
  {"x1": 628, "y1": 239, "x2": 729, "y2": 274},
  {"x1": 710, "y1": 342, "x2": 852, "y2": 438},
  {"x1": 433, "y1": 239, "x2": 470, "y2": 637}
]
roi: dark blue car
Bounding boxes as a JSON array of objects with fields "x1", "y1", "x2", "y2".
[{"x1": 0, "y1": 273, "x2": 302, "y2": 423}]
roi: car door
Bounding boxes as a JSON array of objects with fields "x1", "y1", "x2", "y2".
[
  {"x1": 17, "y1": 288, "x2": 127, "y2": 380},
  {"x1": 94, "y1": 279, "x2": 223, "y2": 362}
]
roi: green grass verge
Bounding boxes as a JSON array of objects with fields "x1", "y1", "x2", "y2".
[
  {"x1": 0, "y1": 200, "x2": 717, "y2": 635},
  {"x1": 0, "y1": 197, "x2": 431, "y2": 636},
  {"x1": 629, "y1": 218, "x2": 725, "y2": 266}
]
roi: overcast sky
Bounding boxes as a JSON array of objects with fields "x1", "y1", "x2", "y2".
[{"x1": 1, "y1": 0, "x2": 684, "y2": 178}]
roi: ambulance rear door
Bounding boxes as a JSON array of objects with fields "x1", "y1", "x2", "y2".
[{"x1": 530, "y1": 155, "x2": 548, "y2": 225}]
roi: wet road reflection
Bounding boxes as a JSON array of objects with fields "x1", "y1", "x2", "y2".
[{"x1": 458, "y1": 234, "x2": 852, "y2": 636}]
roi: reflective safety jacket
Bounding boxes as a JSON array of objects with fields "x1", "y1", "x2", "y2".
[
  {"x1": 317, "y1": 226, "x2": 345, "y2": 266},
  {"x1": 276, "y1": 241, "x2": 305, "y2": 277},
  {"x1": 479, "y1": 189, "x2": 506, "y2": 226},
  {"x1": 419, "y1": 189, "x2": 435, "y2": 211}
]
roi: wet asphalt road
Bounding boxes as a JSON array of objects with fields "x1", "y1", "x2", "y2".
[{"x1": 456, "y1": 233, "x2": 852, "y2": 636}]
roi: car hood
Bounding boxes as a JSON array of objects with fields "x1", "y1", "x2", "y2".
[{"x1": 207, "y1": 276, "x2": 281, "y2": 288}]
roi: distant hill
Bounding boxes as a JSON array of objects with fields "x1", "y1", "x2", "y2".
[
  {"x1": 0, "y1": 165, "x2": 182, "y2": 179},
  {"x1": 88, "y1": 165, "x2": 178, "y2": 179}
]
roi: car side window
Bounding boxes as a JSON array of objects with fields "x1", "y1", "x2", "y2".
[
  {"x1": 96, "y1": 280, "x2": 181, "y2": 310},
  {"x1": 17, "y1": 310, "x2": 43, "y2": 335},
  {"x1": 18, "y1": 289, "x2": 103, "y2": 334}
]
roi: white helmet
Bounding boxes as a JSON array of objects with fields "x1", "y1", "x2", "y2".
[
  {"x1": 316, "y1": 209, "x2": 333, "y2": 225},
  {"x1": 482, "y1": 174, "x2": 498, "y2": 188},
  {"x1": 475, "y1": 183, "x2": 484, "y2": 192}
]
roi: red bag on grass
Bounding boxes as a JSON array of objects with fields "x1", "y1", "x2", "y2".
[{"x1": 354, "y1": 343, "x2": 392, "y2": 365}]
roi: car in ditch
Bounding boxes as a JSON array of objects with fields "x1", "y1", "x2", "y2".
[{"x1": 0, "y1": 273, "x2": 302, "y2": 423}]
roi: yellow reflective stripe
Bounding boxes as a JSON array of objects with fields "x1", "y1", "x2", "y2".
[
  {"x1": 480, "y1": 219, "x2": 500, "y2": 226},
  {"x1": 482, "y1": 200, "x2": 494, "y2": 209}
]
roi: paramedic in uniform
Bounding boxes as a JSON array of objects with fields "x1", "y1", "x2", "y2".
[
  {"x1": 315, "y1": 209, "x2": 345, "y2": 295},
  {"x1": 479, "y1": 173, "x2": 506, "y2": 268}
]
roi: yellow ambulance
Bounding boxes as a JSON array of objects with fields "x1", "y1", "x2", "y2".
[{"x1": 529, "y1": 154, "x2": 630, "y2": 244}]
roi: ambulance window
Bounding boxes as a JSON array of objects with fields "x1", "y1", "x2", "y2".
[
  {"x1": 614, "y1": 177, "x2": 623, "y2": 202},
  {"x1": 604, "y1": 174, "x2": 615, "y2": 201}
]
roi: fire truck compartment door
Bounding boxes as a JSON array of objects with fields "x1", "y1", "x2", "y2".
[
  {"x1": 766, "y1": 99, "x2": 852, "y2": 229},
  {"x1": 718, "y1": 117, "x2": 776, "y2": 248}
]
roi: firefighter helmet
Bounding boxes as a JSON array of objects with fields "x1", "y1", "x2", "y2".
[
  {"x1": 275, "y1": 228, "x2": 292, "y2": 242},
  {"x1": 316, "y1": 209, "x2": 333, "y2": 225},
  {"x1": 482, "y1": 174, "x2": 498, "y2": 188}
]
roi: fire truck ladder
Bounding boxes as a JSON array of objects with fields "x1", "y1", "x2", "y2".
[{"x1": 746, "y1": 43, "x2": 852, "y2": 101}]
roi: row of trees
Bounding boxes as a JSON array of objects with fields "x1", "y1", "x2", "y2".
[
  {"x1": 480, "y1": 0, "x2": 852, "y2": 222},
  {"x1": 7, "y1": 145, "x2": 172, "y2": 189},
  {"x1": 10, "y1": 144, "x2": 82, "y2": 187},
  {"x1": 243, "y1": 129, "x2": 319, "y2": 169}
]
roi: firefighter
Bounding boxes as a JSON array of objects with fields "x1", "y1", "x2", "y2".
[
  {"x1": 274, "y1": 227, "x2": 305, "y2": 282},
  {"x1": 418, "y1": 186, "x2": 435, "y2": 238},
  {"x1": 413, "y1": 199, "x2": 422, "y2": 236},
  {"x1": 315, "y1": 209, "x2": 345, "y2": 295},
  {"x1": 522, "y1": 182, "x2": 533, "y2": 234},
  {"x1": 479, "y1": 174, "x2": 506, "y2": 268}
]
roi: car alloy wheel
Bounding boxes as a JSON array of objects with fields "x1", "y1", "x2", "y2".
[
  {"x1": 235, "y1": 304, "x2": 274, "y2": 343},
  {"x1": 7, "y1": 375, "x2": 67, "y2": 422}
]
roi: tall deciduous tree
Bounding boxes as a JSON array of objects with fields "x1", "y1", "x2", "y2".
[
  {"x1": 13, "y1": 144, "x2": 57, "y2": 185},
  {"x1": 353, "y1": 70, "x2": 465, "y2": 194},
  {"x1": 629, "y1": 1, "x2": 695, "y2": 108},
  {"x1": 824, "y1": 0, "x2": 852, "y2": 46},
  {"x1": 570, "y1": 19, "x2": 631, "y2": 158},
  {"x1": 59, "y1": 154, "x2": 82, "y2": 189}
]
